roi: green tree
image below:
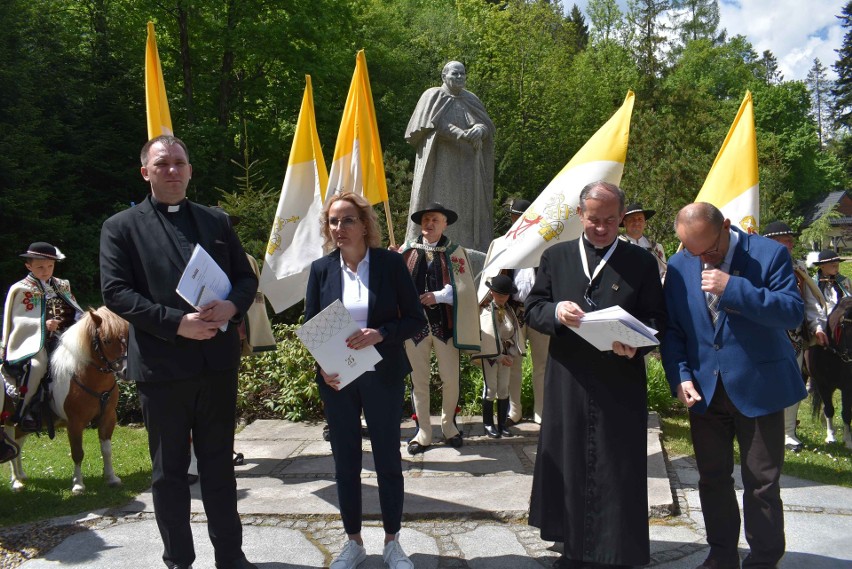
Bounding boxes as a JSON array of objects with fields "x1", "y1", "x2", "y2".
[
  {"x1": 833, "y1": 0, "x2": 852, "y2": 130},
  {"x1": 670, "y1": 0, "x2": 721, "y2": 46},
  {"x1": 756, "y1": 49, "x2": 784, "y2": 85},
  {"x1": 568, "y1": 3, "x2": 590, "y2": 51},
  {"x1": 586, "y1": 0, "x2": 625, "y2": 44},
  {"x1": 807, "y1": 58, "x2": 835, "y2": 147},
  {"x1": 627, "y1": 0, "x2": 671, "y2": 100}
]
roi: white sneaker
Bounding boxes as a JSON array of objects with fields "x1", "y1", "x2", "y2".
[
  {"x1": 382, "y1": 537, "x2": 414, "y2": 569},
  {"x1": 330, "y1": 539, "x2": 367, "y2": 569}
]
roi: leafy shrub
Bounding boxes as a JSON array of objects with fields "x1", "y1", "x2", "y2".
[
  {"x1": 237, "y1": 321, "x2": 323, "y2": 422},
  {"x1": 646, "y1": 353, "x2": 680, "y2": 414},
  {"x1": 116, "y1": 380, "x2": 142, "y2": 424}
]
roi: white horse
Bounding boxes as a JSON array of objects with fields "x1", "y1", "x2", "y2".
[{"x1": 4, "y1": 306, "x2": 128, "y2": 493}]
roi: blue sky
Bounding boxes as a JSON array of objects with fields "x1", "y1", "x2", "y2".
[{"x1": 570, "y1": 0, "x2": 845, "y2": 80}]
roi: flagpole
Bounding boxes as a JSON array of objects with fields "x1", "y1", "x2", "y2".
[{"x1": 383, "y1": 200, "x2": 396, "y2": 247}]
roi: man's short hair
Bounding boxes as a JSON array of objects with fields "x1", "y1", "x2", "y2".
[
  {"x1": 578, "y1": 181, "x2": 625, "y2": 213},
  {"x1": 140, "y1": 135, "x2": 190, "y2": 166}
]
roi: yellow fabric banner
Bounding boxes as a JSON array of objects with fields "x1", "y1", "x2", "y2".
[
  {"x1": 325, "y1": 50, "x2": 388, "y2": 205},
  {"x1": 694, "y1": 91, "x2": 759, "y2": 233},
  {"x1": 145, "y1": 21, "x2": 173, "y2": 140}
]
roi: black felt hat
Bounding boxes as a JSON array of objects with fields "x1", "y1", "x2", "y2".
[
  {"x1": 508, "y1": 199, "x2": 531, "y2": 215},
  {"x1": 620, "y1": 203, "x2": 655, "y2": 227},
  {"x1": 762, "y1": 221, "x2": 797, "y2": 238},
  {"x1": 814, "y1": 250, "x2": 842, "y2": 265},
  {"x1": 411, "y1": 202, "x2": 458, "y2": 225},
  {"x1": 486, "y1": 274, "x2": 518, "y2": 296},
  {"x1": 19, "y1": 242, "x2": 65, "y2": 261}
]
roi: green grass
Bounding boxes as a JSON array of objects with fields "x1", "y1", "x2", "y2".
[
  {"x1": 660, "y1": 392, "x2": 852, "y2": 488},
  {"x1": 0, "y1": 425, "x2": 152, "y2": 528}
]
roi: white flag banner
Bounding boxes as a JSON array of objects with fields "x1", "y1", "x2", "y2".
[{"x1": 260, "y1": 76, "x2": 328, "y2": 313}]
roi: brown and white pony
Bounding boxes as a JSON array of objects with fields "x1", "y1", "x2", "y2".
[{"x1": 4, "y1": 306, "x2": 128, "y2": 493}]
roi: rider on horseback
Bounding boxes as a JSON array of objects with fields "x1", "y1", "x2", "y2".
[
  {"x1": 764, "y1": 222, "x2": 829, "y2": 452},
  {"x1": 1, "y1": 242, "x2": 82, "y2": 459}
]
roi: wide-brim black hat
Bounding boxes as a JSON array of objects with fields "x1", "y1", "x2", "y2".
[
  {"x1": 814, "y1": 250, "x2": 842, "y2": 265},
  {"x1": 508, "y1": 199, "x2": 531, "y2": 215},
  {"x1": 762, "y1": 220, "x2": 797, "y2": 238},
  {"x1": 19, "y1": 242, "x2": 65, "y2": 261},
  {"x1": 411, "y1": 202, "x2": 458, "y2": 225},
  {"x1": 486, "y1": 274, "x2": 518, "y2": 296},
  {"x1": 620, "y1": 203, "x2": 655, "y2": 227}
]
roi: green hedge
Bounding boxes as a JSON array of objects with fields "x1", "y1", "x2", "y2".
[{"x1": 113, "y1": 329, "x2": 680, "y2": 425}]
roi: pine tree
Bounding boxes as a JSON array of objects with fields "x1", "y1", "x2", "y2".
[
  {"x1": 587, "y1": 0, "x2": 624, "y2": 44},
  {"x1": 627, "y1": 0, "x2": 671, "y2": 99},
  {"x1": 757, "y1": 50, "x2": 784, "y2": 85},
  {"x1": 807, "y1": 58, "x2": 834, "y2": 146},
  {"x1": 670, "y1": 0, "x2": 721, "y2": 45},
  {"x1": 833, "y1": 0, "x2": 852, "y2": 129},
  {"x1": 569, "y1": 3, "x2": 590, "y2": 51}
]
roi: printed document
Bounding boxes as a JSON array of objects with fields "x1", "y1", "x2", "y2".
[
  {"x1": 570, "y1": 305, "x2": 659, "y2": 352},
  {"x1": 176, "y1": 244, "x2": 232, "y2": 332},
  {"x1": 296, "y1": 300, "x2": 382, "y2": 389}
]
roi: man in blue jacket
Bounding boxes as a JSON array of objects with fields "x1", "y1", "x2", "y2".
[{"x1": 662, "y1": 203, "x2": 806, "y2": 569}]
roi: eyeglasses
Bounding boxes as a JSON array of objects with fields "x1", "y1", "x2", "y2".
[
  {"x1": 684, "y1": 227, "x2": 724, "y2": 259},
  {"x1": 328, "y1": 216, "x2": 360, "y2": 228}
]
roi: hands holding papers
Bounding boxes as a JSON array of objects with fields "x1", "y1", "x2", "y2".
[
  {"x1": 176, "y1": 245, "x2": 234, "y2": 336},
  {"x1": 296, "y1": 300, "x2": 383, "y2": 390},
  {"x1": 556, "y1": 302, "x2": 658, "y2": 356}
]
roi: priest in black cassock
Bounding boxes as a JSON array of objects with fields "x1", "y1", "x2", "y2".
[{"x1": 525, "y1": 181, "x2": 667, "y2": 569}]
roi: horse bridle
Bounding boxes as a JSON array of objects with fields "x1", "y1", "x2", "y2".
[
  {"x1": 71, "y1": 333, "x2": 128, "y2": 418},
  {"x1": 91, "y1": 334, "x2": 128, "y2": 376}
]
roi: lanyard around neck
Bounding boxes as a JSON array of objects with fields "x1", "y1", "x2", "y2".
[{"x1": 580, "y1": 237, "x2": 618, "y2": 286}]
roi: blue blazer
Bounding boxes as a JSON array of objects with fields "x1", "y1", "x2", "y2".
[
  {"x1": 304, "y1": 247, "x2": 426, "y2": 382},
  {"x1": 661, "y1": 227, "x2": 807, "y2": 417}
]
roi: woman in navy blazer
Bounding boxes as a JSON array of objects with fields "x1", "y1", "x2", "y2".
[{"x1": 305, "y1": 192, "x2": 425, "y2": 569}]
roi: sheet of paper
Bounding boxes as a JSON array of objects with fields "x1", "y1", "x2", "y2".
[
  {"x1": 570, "y1": 305, "x2": 659, "y2": 352},
  {"x1": 176, "y1": 244, "x2": 233, "y2": 332},
  {"x1": 296, "y1": 299, "x2": 382, "y2": 389}
]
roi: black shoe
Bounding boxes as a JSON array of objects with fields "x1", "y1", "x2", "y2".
[
  {"x1": 447, "y1": 434, "x2": 463, "y2": 448},
  {"x1": 322, "y1": 423, "x2": 331, "y2": 442},
  {"x1": 215, "y1": 558, "x2": 258, "y2": 569},
  {"x1": 407, "y1": 441, "x2": 429, "y2": 455},
  {"x1": 167, "y1": 564, "x2": 193, "y2": 569},
  {"x1": 233, "y1": 452, "x2": 245, "y2": 466},
  {"x1": 695, "y1": 557, "x2": 740, "y2": 569},
  {"x1": 0, "y1": 435, "x2": 20, "y2": 464},
  {"x1": 785, "y1": 442, "x2": 802, "y2": 453},
  {"x1": 552, "y1": 555, "x2": 584, "y2": 569},
  {"x1": 506, "y1": 417, "x2": 521, "y2": 427},
  {"x1": 484, "y1": 425, "x2": 501, "y2": 439},
  {"x1": 500, "y1": 427, "x2": 514, "y2": 438},
  {"x1": 187, "y1": 473, "x2": 199, "y2": 485}
]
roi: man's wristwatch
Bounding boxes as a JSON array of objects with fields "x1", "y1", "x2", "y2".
[{"x1": 377, "y1": 326, "x2": 389, "y2": 341}]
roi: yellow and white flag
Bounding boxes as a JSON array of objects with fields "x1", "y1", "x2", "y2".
[
  {"x1": 145, "y1": 21, "x2": 173, "y2": 140},
  {"x1": 694, "y1": 91, "x2": 759, "y2": 233},
  {"x1": 260, "y1": 76, "x2": 329, "y2": 313},
  {"x1": 324, "y1": 50, "x2": 388, "y2": 205},
  {"x1": 480, "y1": 91, "x2": 635, "y2": 285}
]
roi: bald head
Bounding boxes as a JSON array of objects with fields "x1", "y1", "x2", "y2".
[{"x1": 675, "y1": 202, "x2": 730, "y2": 264}]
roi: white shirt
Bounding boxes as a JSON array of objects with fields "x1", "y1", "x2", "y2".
[
  {"x1": 426, "y1": 239, "x2": 454, "y2": 305},
  {"x1": 340, "y1": 250, "x2": 370, "y2": 329},
  {"x1": 512, "y1": 267, "x2": 536, "y2": 303}
]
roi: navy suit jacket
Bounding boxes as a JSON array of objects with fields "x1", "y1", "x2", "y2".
[
  {"x1": 304, "y1": 247, "x2": 426, "y2": 383},
  {"x1": 661, "y1": 227, "x2": 807, "y2": 417},
  {"x1": 100, "y1": 196, "x2": 257, "y2": 382}
]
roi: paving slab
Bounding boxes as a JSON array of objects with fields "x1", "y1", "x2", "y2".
[{"x1": 454, "y1": 525, "x2": 544, "y2": 569}]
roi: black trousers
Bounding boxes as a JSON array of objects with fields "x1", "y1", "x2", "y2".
[
  {"x1": 689, "y1": 379, "x2": 786, "y2": 568},
  {"x1": 319, "y1": 370, "x2": 405, "y2": 535},
  {"x1": 138, "y1": 368, "x2": 245, "y2": 568}
]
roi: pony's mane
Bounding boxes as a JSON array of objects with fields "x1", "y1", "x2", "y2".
[{"x1": 50, "y1": 307, "x2": 128, "y2": 382}]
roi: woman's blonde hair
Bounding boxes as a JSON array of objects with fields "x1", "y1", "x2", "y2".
[{"x1": 320, "y1": 192, "x2": 381, "y2": 252}]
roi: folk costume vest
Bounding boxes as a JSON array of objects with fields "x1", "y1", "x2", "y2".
[{"x1": 400, "y1": 236, "x2": 480, "y2": 351}]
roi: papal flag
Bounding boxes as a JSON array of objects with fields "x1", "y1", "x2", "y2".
[
  {"x1": 324, "y1": 50, "x2": 388, "y2": 205},
  {"x1": 479, "y1": 91, "x2": 635, "y2": 291},
  {"x1": 260, "y1": 76, "x2": 329, "y2": 313},
  {"x1": 145, "y1": 21, "x2": 173, "y2": 139},
  {"x1": 694, "y1": 91, "x2": 759, "y2": 233}
]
